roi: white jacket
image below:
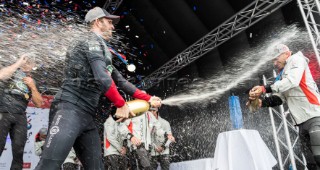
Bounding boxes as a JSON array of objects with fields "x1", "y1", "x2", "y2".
[
  {"x1": 119, "y1": 112, "x2": 165, "y2": 150},
  {"x1": 151, "y1": 116, "x2": 172, "y2": 156},
  {"x1": 270, "y1": 51, "x2": 320, "y2": 124},
  {"x1": 34, "y1": 140, "x2": 45, "y2": 156},
  {"x1": 103, "y1": 116, "x2": 125, "y2": 156},
  {"x1": 63, "y1": 148, "x2": 77, "y2": 164}
]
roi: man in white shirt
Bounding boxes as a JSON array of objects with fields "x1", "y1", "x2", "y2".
[
  {"x1": 150, "y1": 108, "x2": 175, "y2": 170},
  {"x1": 104, "y1": 115, "x2": 128, "y2": 170},
  {"x1": 119, "y1": 109, "x2": 166, "y2": 170},
  {"x1": 248, "y1": 44, "x2": 320, "y2": 169}
]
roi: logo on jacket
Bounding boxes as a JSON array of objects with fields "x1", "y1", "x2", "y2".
[{"x1": 50, "y1": 126, "x2": 60, "y2": 135}]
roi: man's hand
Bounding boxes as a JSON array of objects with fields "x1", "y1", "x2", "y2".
[
  {"x1": 130, "y1": 136, "x2": 141, "y2": 146},
  {"x1": 156, "y1": 146, "x2": 164, "y2": 153},
  {"x1": 23, "y1": 77, "x2": 36, "y2": 90},
  {"x1": 115, "y1": 104, "x2": 135, "y2": 122},
  {"x1": 120, "y1": 147, "x2": 127, "y2": 155},
  {"x1": 249, "y1": 86, "x2": 265, "y2": 100},
  {"x1": 0, "y1": 55, "x2": 29, "y2": 81},
  {"x1": 149, "y1": 96, "x2": 162, "y2": 108},
  {"x1": 167, "y1": 134, "x2": 175, "y2": 143},
  {"x1": 16, "y1": 55, "x2": 28, "y2": 67}
]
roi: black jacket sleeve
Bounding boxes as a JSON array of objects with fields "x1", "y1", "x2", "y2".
[
  {"x1": 86, "y1": 38, "x2": 125, "y2": 107},
  {"x1": 265, "y1": 85, "x2": 273, "y2": 93},
  {"x1": 111, "y1": 66, "x2": 137, "y2": 95},
  {"x1": 261, "y1": 95, "x2": 283, "y2": 107}
]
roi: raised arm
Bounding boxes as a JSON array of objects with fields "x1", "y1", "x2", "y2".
[
  {"x1": 0, "y1": 55, "x2": 28, "y2": 80},
  {"x1": 23, "y1": 78, "x2": 43, "y2": 107}
]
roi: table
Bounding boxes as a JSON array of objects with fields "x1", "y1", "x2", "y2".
[
  {"x1": 169, "y1": 158, "x2": 214, "y2": 170},
  {"x1": 212, "y1": 129, "x2": 277, "y2": 170}
]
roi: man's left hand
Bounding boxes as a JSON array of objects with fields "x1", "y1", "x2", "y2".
[
  {"x1": 167, "y1": 134, "x2": 175, "y2": 143},
  {"x1": 156, "y1": 146, "x2": 164, "y2": 153},
  {"x1": 149, "y1": 96, "x2": 162, "y2": 108},
  {"x1": 23, "y1": 77, "x2": 36, "y2": 90}
]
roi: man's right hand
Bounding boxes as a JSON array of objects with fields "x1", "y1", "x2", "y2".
[
  {"x1": 115, "y1": 104, "x2": 135, "y2": 122},
  {"x1": 130, "y1": 136, "x2": 141, "y2": 146},
  {"x1": 16, "y1": 55, "x2": 28, "y2": 67},
  {"x1": 249, "y1": 86, "x2": 265, "y2": 100},
  {"x1": 120, "y1": 147, "x2": 127, "y2": 155}
]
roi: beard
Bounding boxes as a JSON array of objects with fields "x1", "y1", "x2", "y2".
[
  {"x1": 101, "y1": 30, "x2": 112, "y2": 40},
  {"x1": 99, "y1": 22, "x2": 113, "y2": 40}
]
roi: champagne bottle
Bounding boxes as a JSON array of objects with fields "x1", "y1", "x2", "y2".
[
  {"x1": 126, "y1": 99, "x2": 151, "y2": 117},
  {"x1": 248, "y1": 98, "x2": 260, "y2": 112}
]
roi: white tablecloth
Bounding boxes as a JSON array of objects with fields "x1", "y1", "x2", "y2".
[
  {"x1": 169, "y1": 158, "x2": 214, "y2": 170},
  {"x1": 213, "y1": 129, "x2": 277, "y2": 170}
]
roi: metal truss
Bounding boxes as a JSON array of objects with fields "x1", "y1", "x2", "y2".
[
  {"x1": 263, "y1": 72, "x2": 307, "y2": 170},
  {"x1": 139, "y1": 0, "x2": 292, "y2": 90},
  {"x1": 297, "y1": 0, "x2": 320, "y2": 65},
  {"x1": 270, "y1": 108, "x2": 307, "y2": 170},
  {"x1": 103, "y1": 0, "x2": 123, "y2": 14}
]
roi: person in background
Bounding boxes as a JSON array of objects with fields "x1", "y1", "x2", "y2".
[
  {"x1": 247, "y1": 44, "x2": 320, "y2": 169},
  {"x1": 34, "y1": 128, "x2": 82, "y2": 170},
  {"x1": 120, "y1": 108, "x2": 166, "y2": 170},
  {"x1": 104, "y1": 115, "x2": 129, "y2": 170},
  {"x1": 0, "y1": 55, "x2": 43, "y2": 170},
  {"x1": 150, "y1": 107, "x2": 175, "y2": 170},
  {"x1": 35, "y1": 128, "x2": 48, "y2": 157}
]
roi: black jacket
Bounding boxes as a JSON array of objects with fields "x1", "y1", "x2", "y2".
[{"x1": 54, "y1": 32, "x2": 137, "y2": 114}]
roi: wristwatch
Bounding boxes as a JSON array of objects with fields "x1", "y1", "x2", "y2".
[{"x1": 126, "y1": 133, "x2": 134, "y2": 140}]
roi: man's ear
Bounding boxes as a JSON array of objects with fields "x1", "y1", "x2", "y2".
[{"x1": 94, "y1": 19, "x2": 100, "y2": 27}]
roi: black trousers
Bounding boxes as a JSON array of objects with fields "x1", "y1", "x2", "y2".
[
  {"x1": 104, "y1": 154, "x2": 127, "y2": 170},
  {"x1": 35, "y1": 102, "x2": 104, "y2": 170},
  {"x1": 151, "y1": 155, "x2": 170, "y2": 170},
  {"x1": 130, "y1": 145, "x2": 152, "y2": 170},
  {"x1": 299, "y1": 117, "x2": 320, "y2": 170},
  {"x1": 0, "y1": 112, "x2": 27, "y2": 170}
]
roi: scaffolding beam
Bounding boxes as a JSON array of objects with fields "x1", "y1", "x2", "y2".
[
  {"x1": 262, "y1": 71, "x2": 307, "y2": 170},
  {"x1": 103, "y1": 0, "x2": 123, "y2": 14},
  {"x1": 297, "y1": 0, "x2": 320, "y2": 65},
  {"x1": 139, "y1": 0, "x2": 292, "y2": 90}
]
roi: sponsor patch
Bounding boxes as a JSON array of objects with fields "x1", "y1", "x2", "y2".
[{"x1": 50, "y1": 126, "x2": 60, "y2": 135}]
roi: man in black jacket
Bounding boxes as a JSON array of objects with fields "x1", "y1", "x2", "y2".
[
  {"x1": 0, "y1": 55, "x2": 43, "y2": 170},
  {"x1": 35, "y1": 7, "x2": 161, "y2": 170}
]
